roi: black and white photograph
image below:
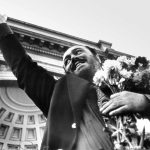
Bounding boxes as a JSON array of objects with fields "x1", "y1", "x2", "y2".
[{"x1": 0, "y1": 0, "x2": 150, "y2": 149}]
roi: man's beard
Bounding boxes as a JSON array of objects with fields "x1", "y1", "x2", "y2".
[{"x1": 74, "y1": 65, "x2": 97, "y2": 82}]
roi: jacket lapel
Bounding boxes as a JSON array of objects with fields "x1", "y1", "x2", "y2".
[{"x1": 66, "y1": 74, "x2": 90, "y2": 124}]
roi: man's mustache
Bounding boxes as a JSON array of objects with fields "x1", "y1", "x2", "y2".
[{"x1": 70, "y1": 57, "x2": 85, "y2": 72}]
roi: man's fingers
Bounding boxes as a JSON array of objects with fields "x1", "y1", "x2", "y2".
[
  {"x1": 100, "y1": 100, "x2": 112, "y2": 112},
  {"x1": 109, "y1": 105, "x2": 128, "y2": 116},
  {"x1": 0, "y1": 14, "x2": 7, "y2": 23},
  {"x1": 100, "y1": 96, "x2": 122, "y2": 113},
  {"x1": 110, "y1": 92, "x2": 120, "y2": 99},
  {"x1": 101, "y1": 101, "x2": 120, "y2": 115},
  {"x1": 3, "y1": 14, "x2": 7, "y2": 21}
]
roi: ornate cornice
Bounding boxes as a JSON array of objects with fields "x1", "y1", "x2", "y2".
[
  {"x1": 7, "y1": 17, "x2": 114, "y2": 57},
  {"x1": 105, "y1": 48, "x2": 133, "y2": 59}
]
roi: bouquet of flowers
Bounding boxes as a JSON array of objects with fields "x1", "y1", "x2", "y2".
[{"x1": 93, "y1": 56, "x2": 150, "y2": 150}]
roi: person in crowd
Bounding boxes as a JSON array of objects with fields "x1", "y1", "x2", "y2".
[{"x1": 0, "y1": 14, "x2": 150, "y2": 150}]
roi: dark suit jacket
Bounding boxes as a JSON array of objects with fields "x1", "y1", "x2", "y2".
[{"x1": 0, "y1": 23, "x2": 110, "y2": 150}]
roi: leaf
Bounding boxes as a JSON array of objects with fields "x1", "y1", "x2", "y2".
[{"x1": 139, "y1": 126, "x2": 145, "y2": 148}]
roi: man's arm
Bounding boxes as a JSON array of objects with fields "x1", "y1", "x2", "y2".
[{"x1": 0, "y1": 15, "x2": 56, "y2": 117}]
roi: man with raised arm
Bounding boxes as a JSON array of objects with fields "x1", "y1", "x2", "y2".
[{"x1": 0, "y1": 14, "x2": 150, "y2": 150}]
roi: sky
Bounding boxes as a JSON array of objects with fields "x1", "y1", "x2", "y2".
[{"x1": 0, "y1": 0, "x2": 150, "y2": 59}]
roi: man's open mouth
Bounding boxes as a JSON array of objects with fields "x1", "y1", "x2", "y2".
[{"x1": 71, "y1": 59, "x2": 86, "y2": 71}]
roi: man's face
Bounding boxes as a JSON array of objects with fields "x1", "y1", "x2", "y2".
[{"x1": 63, "y1": 46, "x2": 100, "y2": 82}]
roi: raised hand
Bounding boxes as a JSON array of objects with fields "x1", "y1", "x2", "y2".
[{"x1": 0, "y1": 13, "x2": 7, "y2": 23}]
